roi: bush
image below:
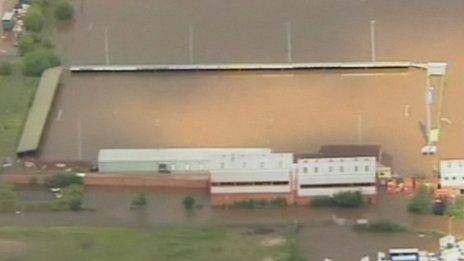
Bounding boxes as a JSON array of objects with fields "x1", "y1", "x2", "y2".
[
  {"x1": 354, "y1": 220, "x2": 408, "y2": 233},
  {"x1": 22, "y1": 49, "x2": 60, "y2": 76},
  {"x1": 448, "y1": 196, "x2": 464, "y2": 219},
  {"x1": 182, "y1": 196, "x2": 195, "y2": 211},
  {"x1": 131, "y1": 193, "x2": 147, "y2": 209},
  {"x1": 0, "y1": 62, "x2": 13, "y2": 75},
  {"x1": 18, "y1": 33, "x2": 53, "y2": 55},
  {"x1": 55, "y1": 1, "x2": 74, "y2": 20},
  {"x1": 45, "y1": 173, "x2": 83, "y2": 188},
  {"x1": 0, "y1": 183, "x2": 17, "y2": 212},
  {"x1": 56, "y1": 184, "x2": 84, "y2": 211},
  {"x1": 232, "y1": 198, "x2": 287, "y2": 209},
  {"x1": 311, "y1": 196, "x2": 336, "y2": 207},
  {"x1": 332, "y1": 191, "x2": 364, "y2": 208},
  {"x1": 408, "y1": 186, "x2": 433, "y2": 214},
  {"x1": 24, "y1": 6, "x2": 45, "y2": 32}
]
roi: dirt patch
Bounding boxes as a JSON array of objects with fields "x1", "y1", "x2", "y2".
[
  {"x1": 0, "y1": 239, "x2": 27, "y2": 254},
  {"x1": 260, "y1": 236, "x2": 287, "y2": 247}
]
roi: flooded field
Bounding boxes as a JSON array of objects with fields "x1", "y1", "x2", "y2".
[
  {"x1": 37, "y1": 0, "x2": 464, "y2": 176},
  {"x1": 41, "y1": 69, "x2": 433, "y2": 175},
  {"x1": 3, "y1": 186, "x2": 460, "y2": 260}
]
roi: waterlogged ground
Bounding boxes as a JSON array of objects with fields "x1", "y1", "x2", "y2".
[
  {"x1": 42, "y1": 0, "x2": 464, "y2": 176},
  {"x1": 0, "y1": 226, "x2": 297, "y2": 261},
  {"x1": 1, "y1": 186, "x2": 455, "y2": 260}
]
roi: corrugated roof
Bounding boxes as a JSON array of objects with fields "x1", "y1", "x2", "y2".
[
  {"x1": 98, "y1": 148, "x2": 272, "y2": 162},
  {"x1": 17, "y1": 67, "x2": 63, "y2": 154}
]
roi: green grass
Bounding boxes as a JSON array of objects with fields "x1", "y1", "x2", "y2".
[
  {"x1": 0, "y1": 226, "x2": 297, "y2": 261},
  {"x1": 0, "y1": 67, "x2": 39, "y2": 157}
]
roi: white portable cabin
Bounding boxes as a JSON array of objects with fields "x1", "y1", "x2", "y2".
[{"x1": 294, "y1": 157, "x2": 377, "y2": 197}]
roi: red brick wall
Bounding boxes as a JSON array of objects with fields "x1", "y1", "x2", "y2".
[
  {"x1": 211, "y1": 192, "x2": 294, "y2": 206},
  {"x1": 84, "y1": 175, "x2": 209, "y2": 189}
]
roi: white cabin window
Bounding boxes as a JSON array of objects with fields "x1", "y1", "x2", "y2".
[
  {"x1": 303, "y1": 167, "x2": 308, "y2": 173},
  {"x1": 278, "y1": 161, "x2": 283, "y2": 168},
  {"x1": 339, "y1": 166, "x2": 344, "y2": 172},
  {"x1": 329, "y1": 166, "x2": 333, "y2": 172},
  {"x1": 364, "y1": 165, "x2": 370, "y2": 171},
  {"x1": 260, "y1": 162, "x2": 265, "y2": 169},
  {"x1": 242, "y1": 162, "x2": 247, "y2": 169},
  {"x1": 354, "y1": 166, "x2": 359, "y2": 172},
  {"x1": 221, "y1": 162, "x2": 225, "y2": 169},
  {"x1": 314, "y1": 167, "x2": 318, "y2": 173}
]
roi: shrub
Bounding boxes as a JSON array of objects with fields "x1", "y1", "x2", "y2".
[
  {"x1": 24, "y1": 6, "x2": 45, "y2": 32},
  {"x1": 22, "y1": 49, "x2": 60, "y2": 76},
  {"x1": 45, "y1": 173, "x2": 83, "y2": 188},
  {"x1": 55, "y1": 1, "x2": 74, "y2": 20},
  {"x1": 0, "y1": 183, "x2": 17, "y2": 212},
  {"x1": 448, "y1": 196, "x2": 464, "y2": 219},
  {"x1": 354, "y1": 220, "x2": 408, "y2": 233},
  {"x1": 56, "y1": 184, "x2": 84, "y2": 211},
  {"x1": 182, "y1": 196, "x2": 195, "y2": 211},
  {"x1": 332, "y1": 191, "x2": 364, "y2": 208},
  {"x1": 18, "y1": 33, "x2": 53, "y2": 55},
  {"x1": 232, "y1": 198, "x2": 287, "y2": 209},
  {"x1": 311, "y1": 196, "x2": 336, "y2": 207},
  {"x1": 0, "y1": 62, "x2": 12, "y2": 75},
  {"x1": 131, "y1": 193, "x2": 147, "y2": 209},
  {"x1": 408, "y1": 186, "x2": 433, "y2": 214}
]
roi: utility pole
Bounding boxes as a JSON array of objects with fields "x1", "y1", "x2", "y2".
[
  {"x1": 370, "y1": 20, "x2": 376, "y2": 62},
  {"x1": 286, "y1": 21, "x2": 292, "y2": 63}
]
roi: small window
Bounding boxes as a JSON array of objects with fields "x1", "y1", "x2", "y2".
[
  {"x1": 444, "y1": 177, "x2": 449, "y2": 180},
  {"x1": 221, "y1": 162, "x2": 225, "y2": 169},
  {"x1": 278, "y1": 161, "x2": 283, "y2": 168},
  {"x1": 452, "y1": 177, "x2": 457, "y2": 180},
  {"x1": 364, "y1": 165, "x2": 370, "y2": 172},
  {"x1": 339, "y1": 166, "x2": 344, "y2": 172},
  {"x1": 242, "y1": 162, "x2": 247, "y2": 169},
  {"x1": 354, "y1": 166, "x2": 359, "y2": 172},
  {"x1": 260, "y1": 162, "x2": 265, "y2": 169},
  {"x1": 231, "y1": 154, "x2": 236, "y2": 162},
  {"x1": 329, "y1": 166, "x2": 333, "y2": 172},
  {"x1": 314, "y1": 167, "x2": 318, "y2": 173},
  {"x1": 303, "y1": 167, "x2": 308, "y2": 173}
]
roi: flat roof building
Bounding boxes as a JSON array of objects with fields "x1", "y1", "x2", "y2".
[
  {"x1": 294, "y1": 157, "x2": 377, "y2": 203},
  {"x1": 440, "y1": 160, "x2": 464, "y2": 191}
]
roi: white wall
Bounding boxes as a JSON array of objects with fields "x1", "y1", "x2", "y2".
[
  {"x1": 295, "y1": 157, "x2": 377, "y2": 197},
  {"x1": 440, "y1": 160, "x2": 464, "y2": 189},
  {"x1": 210, "y1": 169, "x2": 291, "y2": 194}
]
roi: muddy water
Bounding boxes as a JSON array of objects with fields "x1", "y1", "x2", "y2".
[
  {"x1": 41, "y1": 69, "x2": 433, "y2": 175},
  {"x1": 43, "y1": 0, "x2": 464, "y2": 176},
  {"x1": 4, "y1": 187, "x2": 461, "y2": 260}
]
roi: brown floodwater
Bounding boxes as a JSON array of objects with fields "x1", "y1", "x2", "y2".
[
  {"x1": 4, "y1": 186, "x2": 461, "y2": 260},
  {"x1": 30, "y1": 1, "x2": 464, "y2": 259}
]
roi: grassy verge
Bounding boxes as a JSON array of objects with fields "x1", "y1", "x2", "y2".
[
  {"x1": 0, "y1": 1, "x2": 61, "y2": 158},
  {"x1": 0, "y1": 225, "x2": 297, "y2": 261},
  {"x1": 353, "y1": 220, "x2": 408, "y2": 233},
  {"x1": 0, "y1": 66, "x2": 39, "y2": 157}
]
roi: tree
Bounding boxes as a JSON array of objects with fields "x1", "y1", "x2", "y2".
[
  {"x1": 182, "y1": 196, "x2": 195, "y2": 211},
  {"x1": 22, "y1": 49, "x2": 60, "y2": 76},
  {"x1": 55, "y1": 1, "x2": 74, "y2": 21},
  {"x1": 58, "y1": 184, "x2": 84, "y2": 211},
  {"x1": 332, "y1": 191, "x2": 363, "y2": 208},
  {"x1": 0, "y1": 62, "x2": 12, "y2": 75},
  {"x1": 45, "y1": 173, "x2": 83, "y2": 188},
  {"x1": 407, "y1": 186, "x2": 433, "y2": 214},
  {"x1": 24, "y1": 6, "x2": 45, "y2": 32},
  {"x1": 0, "y1": 183, "x2": 17, "y2": 211},
  {"x1": 18, "y1": 33, "x2": 53, "y2": 55},
  {"x1": 130, "y1": 193, "x2": 147, "y2": 209},
  {"x1": 448, "y1": 196, "x2": 464, "y2": 219}
]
